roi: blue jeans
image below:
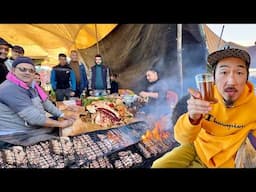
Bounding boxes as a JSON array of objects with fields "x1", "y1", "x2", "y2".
[{"x1": 55, "y1": 88, "x2": 72, "y2": 101}]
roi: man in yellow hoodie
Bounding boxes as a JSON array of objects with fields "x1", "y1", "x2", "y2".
[{"x1": 152, "y1": 46, "x2": 256, "y2": 168}]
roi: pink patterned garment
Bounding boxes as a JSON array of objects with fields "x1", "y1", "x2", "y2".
[{"x1": 6, "y1": 72, "x2": 48, "y2": 102}]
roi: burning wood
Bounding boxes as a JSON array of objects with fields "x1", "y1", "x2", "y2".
[
  {"x1": 0, "y1": 119, "x2": 175, "y2": 168},
  {"x1": 139, "y1": 116, "x2": 174, "y2": 159},
  {"x1": 141, "y1": 116, "x2": 171, "y2": 143}
]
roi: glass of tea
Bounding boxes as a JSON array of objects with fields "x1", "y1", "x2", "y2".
[{"x1": 195, "y1": 73, "x2": 216, "y2": 103}]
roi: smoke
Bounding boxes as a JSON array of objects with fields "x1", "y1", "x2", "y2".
[
  {"x1": 135, "y1": 42, "x2": 207, "y2": 126},
  {"x1": 167, "y1": 43, "x2": 207, "y2": 97},
  {"x1": 80, "y1": 24, "x2": 208, "y2": 127},
  {"x1": 154, "y1": 43, "x2": 207, "y2": 97}
]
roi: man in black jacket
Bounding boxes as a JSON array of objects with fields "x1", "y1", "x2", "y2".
[
  {"x1": 50, "y1": 53, "x2": 76, "y2": 101},
  {"x1": 110, "y1": 73, "x2": 119, "y2": 94},
  {"x1": 0, "y1": 37, "x2": 13, "y2": 84}
]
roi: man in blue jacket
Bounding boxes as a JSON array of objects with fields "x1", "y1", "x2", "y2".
[{"x1": 50, "y1": 53, "x2": 76, "y2": 101}]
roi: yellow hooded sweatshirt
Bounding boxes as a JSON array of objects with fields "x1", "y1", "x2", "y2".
[{"x1": 174, "y1": 82, "x2": 256, "y2": 168}]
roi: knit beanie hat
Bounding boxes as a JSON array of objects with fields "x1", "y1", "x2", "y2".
[{"x1": 12, "y1": 56, "x2": 34, "y2": 68}]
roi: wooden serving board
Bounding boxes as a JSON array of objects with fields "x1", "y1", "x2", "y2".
[
  {"x1": 59, "y1": 117, "x2": 140, "y2": 137},
  {"x1": 57, "y1": 101, "x2": 139, "y2": 137}
]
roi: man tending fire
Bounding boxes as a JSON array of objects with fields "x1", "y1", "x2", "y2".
[{"x1": 138, "y1": 68, "x2": 169, "y2": 121}]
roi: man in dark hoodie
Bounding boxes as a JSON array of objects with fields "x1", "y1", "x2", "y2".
[{"x1": 0, "y1": 37, "x2": 13, "y2": 84}]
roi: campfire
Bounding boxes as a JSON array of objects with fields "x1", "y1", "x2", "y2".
[
  {"x1": 141, "y1": 116, "x2": 171, "y2": 143},
  {"x1": 137, "y1": 116, "x2": 175, "y2": 160}
]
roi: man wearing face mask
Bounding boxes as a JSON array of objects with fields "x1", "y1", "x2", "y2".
[{"x1": 0, "y1": 37, "x2": 13, "y2": 84}]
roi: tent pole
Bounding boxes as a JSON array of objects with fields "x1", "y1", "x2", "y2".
[
  {"x1": 95, "y1": 24, "x2": 100, "y2": 54},
  {"x1": 177, "y1": 24, "x2": 183, "y2": 97},
  {"x1": 217, "y1": 25, "x2": 225, "y2": 49}
]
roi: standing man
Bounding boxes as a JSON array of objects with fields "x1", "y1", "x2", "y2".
[
  {"x1": 0, "y1": 37, "x2": 13, "y2": 84},
  {"x1": 69, "y1": 50, "x2": 88, "y2": 97},
  {"x1": 110, "y1": 73, "x2": 119, "y2": 94},
  {"x1": 88, "y1": 54, "x2": 111, "y2": 96},
  {"x1": 50, "y1": 53, "x2": 76, "y2": 101},
  {"x1": 5, "y1": 45, "x2": 25, "y2": 71}
]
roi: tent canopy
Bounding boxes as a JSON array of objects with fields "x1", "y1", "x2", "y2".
[
  {"x1": 80, "y1": 24, "x2": 207, "y2": 95},
  {"x1": 0, "y1": 24, "x2": 208, "y2": 97},
  {"x1": 0, "y1": 24, "x2": 117, "y2": 66}
]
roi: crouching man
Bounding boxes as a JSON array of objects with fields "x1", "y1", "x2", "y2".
[{"x1": 0, "y1": 57, "x2": 75, "y2": 147}]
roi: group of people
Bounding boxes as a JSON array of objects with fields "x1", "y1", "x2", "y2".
[
  {"x1": 1, "y1": 36, "x2": 255, "y2": 168},
  {"x1": 0, "y1": 38, "x2": 24, "y2": 84},
  {"x1": 0, "y1": 36, "x2": 172, "y2": 148},
  {"x1": 50, "y1": 52, "x2": 120, "y2": 101},
  {"x1": 0, "y1": 37, "x2": 122, "y2": 147},
  {"x1": 0, "y1": 39, "x2": 76, "y2": 147}
]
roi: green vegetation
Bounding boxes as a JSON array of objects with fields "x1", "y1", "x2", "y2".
[{"x1": 82, "y1": 96, "x2": 115, "y2": 106}]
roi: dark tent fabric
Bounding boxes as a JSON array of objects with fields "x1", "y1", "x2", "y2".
[{"x1": 80, "y1": 24, "x2": 208, "y2": 98}]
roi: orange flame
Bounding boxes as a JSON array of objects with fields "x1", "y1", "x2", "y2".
[
  {"x1": 107, "y1": 131, "x2": 120, "y2": 142},
  {"x1": 141, "y1": 117, "x2": 170, "y2": 143}
]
